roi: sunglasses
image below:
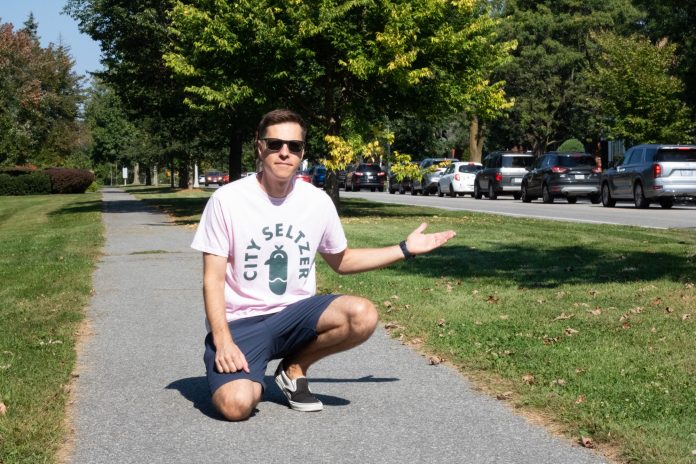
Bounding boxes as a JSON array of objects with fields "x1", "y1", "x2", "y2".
[{"x1": 261, "y1": 138, "x2": 305, "y2": 154}]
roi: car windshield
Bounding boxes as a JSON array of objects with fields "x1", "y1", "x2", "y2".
[
  {"x1": 458, "y1": 165, "x2": 482, "y2": 173},
  {"x1": 357, "y1": 164, "x2": 381, "y2": 173},
  {"x1": 656, "y1": 148, "x2": 696, "y2": 162},
  {"x1": 502, "y1": 156, "x2": 533, "y2": 168},
  {"x1": 557, "y1": 155, "x2": 595, "y2": 167},
  {"x1": 206, "y1": 171, "x2": 221, "y2": 176}
]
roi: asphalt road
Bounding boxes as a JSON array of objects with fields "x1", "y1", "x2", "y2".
[
  {"x1": 341, "y1": 190, "x2": 696, "y2": 229},
  {"x1": 67, "y1": 188, "x2": 608, "y2": 464}
]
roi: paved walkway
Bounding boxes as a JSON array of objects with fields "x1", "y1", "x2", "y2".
[{"x1": 68, "y1": 187, "x2": 607, "y2": 464}]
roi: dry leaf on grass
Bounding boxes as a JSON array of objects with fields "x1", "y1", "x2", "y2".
[
  {"x1": 487, "y1": 295, "x2": 499, "y2": 304},
  {"x1": 522, "y1": 373, "x2": 535, "y2": 384},
  {"x1": 382, "y1": 300, "x2": 393, "y2": 309},
  {"x1": 580, "y1": 436, "x2": 593, "y2": 448},
  {"x1": 496, "y1": 391, "x2": 513, "y2": 400},
  {"x1": 682, "y1": 314, "x2": 691, "y2": 321},
  {"x1": 575, "y1": 394, "x2": 586, "y2": 404},
  {"x1": 554, "y1": 312, "x2": 573, "y2": 321},
  {"x1": 428, "y1": 356, "x2": 442, "y2": 365},
  {"x1": 437, "y1": 319, "x2": 446, "y2": 327},
  {"x1": 0, "y1": 402, "x2": 6, "y2": 415},
  {"x1": 564, "y1": 328, "x2": 579, "y2": 336}
]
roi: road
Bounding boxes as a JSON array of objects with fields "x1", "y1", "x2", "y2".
[{"x1": 341, "y1": 190, "x2": 696, "y2": 229}]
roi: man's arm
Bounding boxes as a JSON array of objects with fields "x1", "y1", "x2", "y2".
[
  {"x1": 202, "y1": 253, "x2": 249, "y2": 373},
  {"x1": 320, "y1": 223, "x2": 455, "y2": 274}
]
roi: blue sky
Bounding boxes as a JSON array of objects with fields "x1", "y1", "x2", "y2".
[{"x1": 1, "y1": 0, "x2": 102, "y2": 80}]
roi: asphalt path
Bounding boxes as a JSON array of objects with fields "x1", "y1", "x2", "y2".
[
  {"x1": 341, "y1": 190, "x2": 696, "y2": 229},
  {"x1": 67, "y1": 187, "x2": 607, "y2": 464}
]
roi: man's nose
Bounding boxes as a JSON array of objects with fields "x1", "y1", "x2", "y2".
[{"x1": 278, "y1": 142, "x2": 291, "y2": 156}]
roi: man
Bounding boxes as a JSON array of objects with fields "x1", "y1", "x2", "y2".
[{"x1": 191, "y1": 109, "x2": 455, "y2": 421}]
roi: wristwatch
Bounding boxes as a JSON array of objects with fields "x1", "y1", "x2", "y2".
[{"x1": 399, "y1": 240, "x2": 415, "y2": 259}]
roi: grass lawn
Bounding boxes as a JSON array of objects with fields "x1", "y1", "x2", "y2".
[
  {"x1": 0, "y1": 193, "x2": 103, "y2": 464},
  {"x1": 130, "y1": 185, "x2": 696, "y2": 464}
]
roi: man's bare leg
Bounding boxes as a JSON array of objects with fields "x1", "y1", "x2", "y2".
[
  {"x1": 282, "y1": 295, "x2": 379, "y2": 379},
  {"x1": 212, "y1": 379, "x2": 262, "y2": 421}
]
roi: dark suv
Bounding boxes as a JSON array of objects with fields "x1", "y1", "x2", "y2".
[
  {"x1": 474, "y1": 152, "x2": 534, "y2": 199},
  {"x1": 345, "y1": 163, "x2": 386, "y2": 191},
  {"x1": 600, "y1": 144, "x2": 696, "y2": 209},
  {"x1": 521, "y1": 152, "x2": 601, "y2": 204}
]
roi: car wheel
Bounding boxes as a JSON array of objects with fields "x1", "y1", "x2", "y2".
[
  {"x1": 521, "y1": 183, "x2": 532, "y2": 203},
  {"x1": 659, "y1": 198, "x2": 674, "y2": 209},
  {"x1": 488, "y1": 183, "x2": 497, "y2": 200},
  {"x1": 205, "y1": 183, "x2": 209, "y2": 187},
  {"x1": 371, "y1": 187, "x2": 376, "y2": 192},
  {"x1": 378, "y1": 187, "x2": 384, "y2": 192},
  {"x1": 567, "y1": 197, "x2": 577, "y2": 204},
  {"x1": 633, "y1": 182, "x2": 649, "y2": 208},
  {"x1": 512, "y1": 192, "x2": 521, "y2": 200},
  {"x1": 345, "y1": 182, "x2": 352, "y2": 192},
  {"x1": 474, "y1": 181, "x2": 482, "y2": 199},
  {"x1": 542, "y1": 184, "x2": 554, "y2": 203},
  {"x1": 437, "y1": 185, "x2": 444, "y2": 197},
  {"x1": 399, "y1": 187, "x2": 405, "y2": 195},
  {"x1": 411, "y1": 187, "x2": 418, "y2": 195},
  {"x1": 449, "y1": 185, "x2": 456, "y2": 197},
  {"x1": 601, "y1": 183, "x2": 615, "y2": 207},
  {"x1": 589, "y1": 194, "x2": 601, "y2": 204}
]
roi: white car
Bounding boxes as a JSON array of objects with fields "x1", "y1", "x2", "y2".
[{"x1": 437, "y1": 162, "x2": 483, "y2": 197}]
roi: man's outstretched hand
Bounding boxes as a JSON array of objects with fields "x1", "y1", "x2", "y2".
[{"x1": 405, "y1": 223, "x2": 456, "y2": 256}]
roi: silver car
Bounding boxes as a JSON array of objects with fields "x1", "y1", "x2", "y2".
[
  {"x1": 600, "y1": 144, "x2": 696, "y2": 209},
  {"x1": 412, "y1": 158, "x2": 458, "y2": 195}
]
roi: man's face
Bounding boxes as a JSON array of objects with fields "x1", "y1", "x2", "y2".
[{"x1": 257, "y1": 122, "x2": 304, "y2": 182}]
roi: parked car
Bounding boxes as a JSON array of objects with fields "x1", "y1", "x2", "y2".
[
  {"x1": 204, "y1": 171, "x2": 227, "y2": 186},
  {"x1": 338, "y1": 166, "x2": 352, "y2": 188},
  {"x1": 412, "y1": 158, "x2": 458, "y2": 195},
  {"x1": 295, "y1": 170, "x2": 312, "y2": 183},
  {"x1": 345, "y1": 163, "x2": 385, "y2": 191},
  {"x1": 600, "y1": 144, "x2": 696, "y2": 209},
  {"x1": 520, "y1": 152, "x2": 601, "y2": 204},
  {"x1": 198, "y1": 174, "x2": 206, "y2": 184},
  {"x1": 474, "y1": 152, "x2": 534, "y2": 200},
  {"x1": 308, "y1": 164, "x2": 327, "y2": 188},
  {"x1": 437, "y1": 162, "x2": 483, "y2": 197},
  {"x1": 388, "y1": 163, "x2": 416, "y2": 194}
]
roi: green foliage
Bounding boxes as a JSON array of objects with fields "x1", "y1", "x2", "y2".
[
  {"x1": 587, "y1": 32, "x2": 694, "y2": 144},
  {"x1": 557, "y1": 138, "x2": 585, "y2": 153},
  {"x1": 0, "y1": 172, "x2": 51, "y2": 196},
  {"x1": 492, "y1": 0, "x2": 641, "y2": 153},
  {"x1": 0, "y1": 22, "x2": 84, "y2": 167}
]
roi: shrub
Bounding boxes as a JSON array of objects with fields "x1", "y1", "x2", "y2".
[
  {"x1": 0, "y1": 172, "x2": 52, "y2": 196},
  {"x1": 86, "y1": 181, "x2": 100, "y2": 193},
  {"x1": 557, "y1": 138, "x2": 586, "y2": 153},
  {"x1": 43, "y1": 168, "x2": 96, "y2": 194}
]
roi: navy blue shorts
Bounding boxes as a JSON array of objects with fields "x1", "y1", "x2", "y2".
[{"x1": 203, "y1": 294, "x2": 340, "y2": 394}]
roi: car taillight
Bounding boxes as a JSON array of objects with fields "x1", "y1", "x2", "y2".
[
  {"x1": 377, "y1": 172, "x2": 385, "y2": 176},
  {"x1": 495, "y1": 172, "x2": 502, "y2": 182},
  {"x1": 652, "y1": 163, "x2": 662, "y2": 178},
  {"x1": 354, "y1": 172, "x2": 364, "y2": 176},
  {"x1": 454, "y1": 173, "x2": 460, "y2": 181},
  {"x1": 551, "y1": 166, "x2": 569, "y2": 174}
]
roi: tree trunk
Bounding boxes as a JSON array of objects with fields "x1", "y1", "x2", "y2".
[
  {"x1": 228, "y1": 129, "x2": 243, "y2": 181},
  {"x1": 469, "y1": 115, "x2": 485, "y2": 162},
  {"x1": 132, "y1": 162, "x2": 141, "y2": 185}
]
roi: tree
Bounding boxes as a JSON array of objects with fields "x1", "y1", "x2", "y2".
[
  {"x1": 491, "y1": 0, "x2": 641, "y2": 154},
  {"x1": 0, "y1": 22, "x2": 83, "y2": 167},
  {"x1": 165, "y1": 0, "x2": 513, "y2": 202},
  {"x1": 587, "y1": 32, "x2": 693, "y2": 144}
]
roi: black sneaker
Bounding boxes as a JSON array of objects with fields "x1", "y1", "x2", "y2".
[{"x1": 274, "y1": 362, "x2": 323, "y2": 412}]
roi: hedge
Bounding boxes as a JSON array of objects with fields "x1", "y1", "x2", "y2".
[
  {"x1": 0, "y1": 172, "x2": 52, "y2": 196},
  {"x1": 43, "y1": 168, "x2": 96, "y2": 194},
  {"x1": 0, "y1": 167, "x2": 95, "y2": 196}
]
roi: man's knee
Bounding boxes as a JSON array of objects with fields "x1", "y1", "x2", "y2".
[
  {"x1": 348, "y1": 297, "x2": 379, "y2": 337},
  {"x1": 212, "y1": 382, "x2": 260, "y2": 421}
]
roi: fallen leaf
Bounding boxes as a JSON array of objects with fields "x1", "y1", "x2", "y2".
[
  {"x1": 685, "y1": 282, "x2": 694, "y2": 289},
  {"x1": 551, "y1": 378, "x2": 566, "y2": 387},
  {"x1": 522, "y1": 373, "x2": 535, "y2": 384},
  {"x1": 554, "y1": 312, "x2": 574, "y2": 321},
  {"x1": 404, "y1": 304, "x2": 411, "y2": 310},
  {"x1": 665, "y1": 306, "x2": 674, "y2": 313},
  {"x1": 565, "y1": 328, "x2": 579, "y2": 336},
  {"x1": 446, "y1": 284, "x2": 453, "y2": 293},
  {"x1": 437, "y1": 319, "x2": 446, "y2": 327},
  {"x1": 543, "y1": 336, "x2": 559, "y2": 345},
  {"x1": 0, "y1": 402, "x2": 6, "y2": 416},
  {"x1": 556, "y1": 291, "x2": 567, "y2": 298},
  {"x1": 499, "y1": 315, "x2": 509, "y2": 320},
  {"x1": 536, "y1": 298, "x2": 546, "y2": 304},
  {"x1": 650, "y1": 297, "x2": 662, "y2": 306},
  {"x1": 589, "y1": 308, "x2": 602, "y2": 316},
  {"x1": 575, "y1": 394, "x2": 585, "y2": 404},
  {"x1": 382, "y1": 301, "x2": 393, "y2": 309},
  {"x1": 496, "y1": 391, "x2": 513, "y2": 400},
  {"x1": 390, "y1": 295, "x2": 400, "y2": 300},
  {"x1": 682, "y1": 314, "x2": 691, "y2": 321},
  {"x1": 383, "y1": 322, "x2": 402, "y2": 330},
  {"x1": 474, "y1": 320, "x2": 482, "y2": 325},
  {"x1": 487, "y1": 295, "x2": 499, "y2": 304},
  {"x1": 622, "y1": 322, "x2": 631, "y2": 329},
  {"x1": 580, "y1": 436, "x2": 594, "y2": 448},
  {"x1": 428, "y1": 356, "x2": 441, "y2": 365},
  {"x1": 630, "y1": 306, "x2": 644, "y2": 314},
  {"x1": 575, "y1": 368, "x2": 585, "y2": 374},
  {"x1": 589, "y1": 289, "x2": 599, "y2": 296}
]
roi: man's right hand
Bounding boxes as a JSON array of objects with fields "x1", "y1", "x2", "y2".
[{"x1": 214, "y1": 338, "x2": 249, "y2": 374}]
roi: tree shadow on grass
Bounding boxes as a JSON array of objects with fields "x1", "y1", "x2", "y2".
[
  {"x1": 389, "y1": 243, "x2": 696, "y2": 288},
  {"x1": 47, "y1": 198, "x2": 102, "y2": 216}
]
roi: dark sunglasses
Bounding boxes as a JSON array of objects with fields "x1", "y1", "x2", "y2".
[{"x1": 261, "y1": 138, "x2": 305, "y2": 154}]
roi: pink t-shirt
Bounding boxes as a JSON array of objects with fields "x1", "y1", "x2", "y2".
[{"x1": 191, "y1": 174, "x2": 347, "y2": 322}]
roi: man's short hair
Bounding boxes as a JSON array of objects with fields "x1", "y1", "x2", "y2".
[{"x1": 256, "y1": 109, "x2": 307, "y2": 140}]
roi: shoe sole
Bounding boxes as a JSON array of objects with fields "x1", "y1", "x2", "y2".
[{"x1": 274, "y1": 369, "x2": 324, "y2": 412}]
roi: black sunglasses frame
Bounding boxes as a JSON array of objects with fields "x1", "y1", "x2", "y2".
[{"x1": 261, "y1": 138, "x2": 305, "y2": 154}]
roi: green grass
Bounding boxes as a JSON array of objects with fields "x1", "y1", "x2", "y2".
[
  {"x1": 135, "y1": 186, "x2": 696, "y2": 463},
  {"x1": 0, "y1": 193, "x2": 103, "y2": 464}
]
